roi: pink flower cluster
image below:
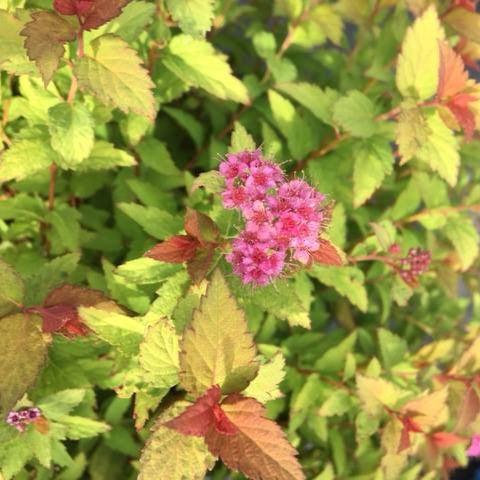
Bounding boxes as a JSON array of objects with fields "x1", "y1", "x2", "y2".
[
  {"x1": 6, "y1": 407, "x2": 41, "y2": 432},
  {"x1": 467, "y1": 434, "x2": 480, "y2": 457},
  {"x1": 220, "y1": 150, "x2": 325, "y2": 285}
]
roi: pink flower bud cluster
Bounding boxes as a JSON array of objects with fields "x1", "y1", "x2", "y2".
[
  {"x1": 398, "y1": 247, "x2": 431, "y2": 287},
  {"x1": 219, "y1": 150, "x2": 326, "y2": 285},
  {"x1": 6, "y1": 407, "x2": 41, "y2": 432}
]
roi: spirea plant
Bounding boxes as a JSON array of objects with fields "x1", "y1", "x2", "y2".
[{"x1": 1, "y1": 0, "x2": 480, "y2": 479}]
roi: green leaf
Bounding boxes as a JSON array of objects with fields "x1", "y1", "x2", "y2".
[
  {"x1": 116, "y1": 258, "x2": 182, "y2": 285},
  {"x1": 310, "y1": 265, "x2": 368, "y2": 312},
  {"x1": 444, "y1": 214, "x2": 479, "y2": 271},
  {"x1": 136, "y1": 138, "x2": 181, "y2": 175},
  {"x1": 48, "y1": 102, "x2": 94, "y2": 168},
  {"x1": 268, "y1": 89, "x2": 316, "y2": 160},
  {"x1": 79, "y1": 307, "x2": 144, "y2": 355},
  {"x1": 118, "y1": 203, "x2": 182, "y2": 239},
  {"x1": 378, "y1": 328, "x2": 408, "y2": 369},
  {"x1": 190, "y1": 171, "x2": 225, "y2": 194},
  {"x1": 396, "y1": 5, "x2": 444, "y2": 100},
  {"x1": 0, "y1": 137, "x2": 57, "y2": 182},
  {"x1": 75, "y1": 34, "x2": 156, "y2": 120},
  {"x1": 319, "y1": 390, "x2": 353, "y2": 417},
  {"x1": 21, "y1": 11, "x2": 76, "y2": 86},
  {"x1": 149, "y1": 270, "x2": 190, "y2": 318},
  {"x1": 0, "y1": 313, "x2": 47, "y2": 415},
  {"x1": 276, "y1": 82, "x2": 340, "y2": 125},
  {"x1": 38, "y1": 389, "x2": 86, "y2": 419},
  {"x1": 415, "y1": 110, "x2": 460, "y2": 186},
  {"x1": 221, "y1": 364, "x2": 259, "y2": 395},
  {"x1": 162, "y1": 34, "x2": 249, "y2": 104},
  {"x1": 61, "y1": 416, "x2": 110, "y2": 439},
  {"x1": 139, "y1": 401, "x2": 215, "y2": 480},
  {"x1": 315, "y1": 331, "x2": 357, "y2": 373},
  {"x1": 253, "y1": 31, "x2": 277, "y2": 59},
  {"x1": 244, "y1": 353, "x2": 286, "y2": 403},
  {"x1": 77, "y1": 140, "x2": 135, "y2": 171},
  {"x1": 166, "y1": 0, "x2": 215, "y2": 37},
  {"x1": 163, "y1": 106, "x2": 205, "y2": 148},
  {"x1": 333, "y1": 90, "x2": 378, "y2": 138},
  {"x1": 139, "y1": 318, "x2": 179, "y2": 388},
  {"x1": 229, "y1": 121, "x2": 256, "y2": 153},
  {"x1": 0, "y1": 259, "x2": 24, "y2": 318},
  {"x1": 179, "y1": 269, "x2": 257, "y2": 397},
  {"x1": 353, "y1": 137, "x2": 393, "y2": 207},
  {"x1": 46, "y1": 203, "x2": 81, "y2": 252}
]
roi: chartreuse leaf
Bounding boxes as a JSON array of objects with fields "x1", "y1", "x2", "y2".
[
  {"x1": 268, "y1": 89, "x2": 315, "y2": 160},
  {"x1": 396, "y1": 5, "x2": 445, "y2": 100},
  {"x1": 276, "y1": 82, "x2": 340, "y2": 125},
  {"x1": 48, "y1": 102, "x2": 94, "y2": 168},
  {"x1": 75, "y1": 34, "x2": 156, "y2": 120},
  {"x1": 319, "y1": 390, "x2": 353, "y2": 417},
  {"x1": 353, "y1": 137, "x2": 393, "y2": 207},
  {"x1": 79, "y1": 307, "x2": 144, "y2": 355},
  {"x1": 139, "y1": 318, "x2": 180, "y2": 388},
  {"x1": 118, "y1": 203, "x2": 182, "y2": 239},
  {"x1": 315, "y1": 331, "x2": 357, "y2": 373},
  {"x1": 0, "y1": 259, "x2": 24, "y2": 318},
  {"x1": 395, "y1": 106, "x2": 430, "y2": 163},
  {"x1": 179, "y1": 269, "x2": 257, "y2": 397},
  {"x1": 0, "y1": 10, "x2": 34, "y2": 75},
  {"x1": 356, "y1": 374, "x2": 404, "y2": 416},
  {"x1": 139, "y1": 401, "x2": 216, "y2": 480},
  {"x1": 0, "y1": 313, "x2": 47, "y2": 416},
  {"x1": 136, "y1": 138, "x2": 181, "y2": 175},
  {"x1": 21, "y1": 11, "x2": 76, "y2": 86},
  {"x1": 0, "y1": 137, "x2": 58, "y2": 182},
  {"x1": 310, "y1": 265, "x2": 368, "y2": 312},
  {"x1": 415, "y1": 110, "x2": 460, "y2": 186},
  {"x1": 333, "y1": 90, "x2": 378, "y2": 138},
  {"x1": 166, "y1": 0, "x2": 215, "y2": 37},
  {"x1": 162, "y1": 34, "x2": 249, "y2": 104},
  {"x1": 443, "y1": 214, "x2": 479, "y2": 271},
  {"x1": 244, "y1": 353, "x2": 286, "y2": 403},
  {"x1": 77, "y1": 141, "x2": 136, "y2": 171},
  {"x1": 229, "y1": 122, "x2": 255, "y2": 153},
  {"x1": 116, "y1": 258, "x2": 182, "y2": 285}
]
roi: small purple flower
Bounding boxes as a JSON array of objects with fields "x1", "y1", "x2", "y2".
[
  {"x1": 467, "y1": 435, "x2": 480, "y2": 457},
  {"x1": 6, "y1": 407, "x2": 42, "y2": 432}
]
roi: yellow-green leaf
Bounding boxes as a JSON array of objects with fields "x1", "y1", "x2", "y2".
[
  {"x1": 179, "y1": 269, "x2": 257, "y2": 397},
  {"x1": 244, "y1": 353, "x2": 286, "y2": 403},
  {"x1": 396, "y1": 6, "x2": 445, "y2": 100}
]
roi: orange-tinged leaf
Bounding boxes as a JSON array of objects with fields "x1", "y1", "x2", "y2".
[
  {"x1": 310, "y1": 238, "x2": 344, "y2": 266},
  {"x1": 431, "y1": 431, "x2": 465, "y2": 449},
  {"x1": 205, "y1": 394, "x2": 305, "y2": 480},
  {"x1": 455, "y1": 385, "x2": 480, "y2": 431},
  {"x1": 401, "y1": 388, "x2": 448, "y2": 432},
  {"x1": 447, "y1": 92, "x2": 477, "y2": 140},
  {"x1": 21, "y1": 12, "x2": 76, "y2": 86},
  {"x1": 145, "y1": 235, "x2": 199, "y2": 263},
  {"x1": 437, "y1": 41, "x2": 469, "y2": 99}
]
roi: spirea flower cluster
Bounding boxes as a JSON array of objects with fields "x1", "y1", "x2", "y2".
[
  {"x1": 398, "y1": 247, "x2": 431, "y2": 287},
  {"x1": 219, "y1": 150, "x2": 326, "y2": 285},
  {"x1": 6, "y1": 407, "x2": 42, "y2": 432}
]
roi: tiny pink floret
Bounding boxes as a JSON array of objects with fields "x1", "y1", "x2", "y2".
[{"x1": 467, "y1": 434, "x2": 480, "y2": 457}]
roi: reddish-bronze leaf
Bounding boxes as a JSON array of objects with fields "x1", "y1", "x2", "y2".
[
  {"x1": 145, "y1": 235, "x2": 199, "y2": 263},
  {"x1": 397, "y1": 423, "x2": 411, "y2": 453},
  {"x1": 447, "y1": 92, "x2": 477, "y2": 140},
  {"x1": 31, "y1": 284, "x2": 117, "y2": 337},
  {"x1": 430, "y1": 431, "x2": 465, "y2": 449},
  {"x1": 187, "y1": 247, "x2": 215, "y2": 285},
  {"x1": 184, "y1": 208, "x2": 220, "y2": 246},
  {"x1": 82, "y1": 0, "x2": 130, "y2": 31},
  {"x1": 205, "y1": 394, "x2": 304, "y2": 480},
  {"x1": 437, "y1": 41, "x2": 469, "y2": 99},
  {"x1": 165, "y1": 386, "x2": 222, "y2": 437},
  {"x1": 310, "y1": 238, "x2": 344, "y2": 266},
  {"x1": 21, "y1": 12, "x2": 77, "y2": 86},
  {"x1": 54, "y1": 0, "x2": 93, "y2": 16},
  {"x1": 165, "y1": 386, "x2": 237, "y2": 437}
]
